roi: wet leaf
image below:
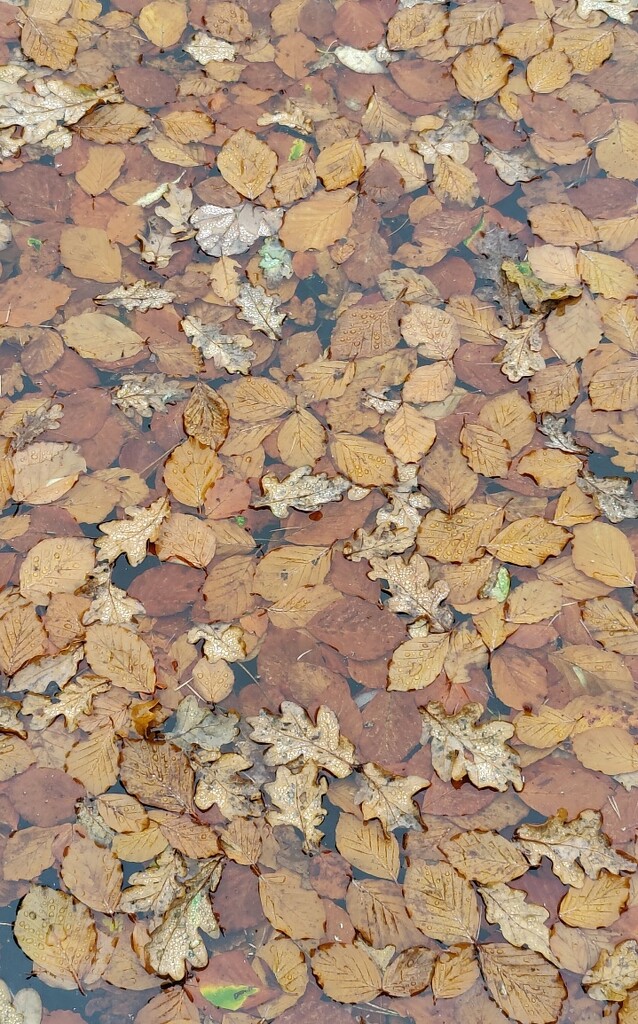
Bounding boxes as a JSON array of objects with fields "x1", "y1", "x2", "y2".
[
  {"x1": 478, "y1": 944, "x2": 566, "y2": 1024},
  {"x1": 421, "y1": 701, "x2": 523, "y2": 792},
  {"x1": 14, "y1": 886, "x2": 97, "y2": 989},
  {"x1": 248, "y1": 701, "x2": 355, "y2": 778},
  {"x1": 515, "y1": 809, "x2": 635, "y2": 886},
  {"x1": 147, "y1": 857, "x2": 223, "y2": 980}
]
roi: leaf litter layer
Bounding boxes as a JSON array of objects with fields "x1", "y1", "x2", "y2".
[{"x1": 0, "y1": 1, "x2": 637, "y2": 1023}]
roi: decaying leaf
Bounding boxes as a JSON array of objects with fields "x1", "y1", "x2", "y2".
[
  {"x1": 146, "y1": 857, "x2": 223, "y2": 980},
  {"x1": 421, "y1": 702, "x2": 523, "y2": 792},
  {"x1": 514, "y1": 810, "x2": 635, "y2": 887},
  {"x1": 248, "y1": 701, "x2": 355, "y2": 778},
  {"x1": 96, "y1": 496, "x2": 170, "y2": 566},
  {"x1": 264, "y1": 764, "x2": 328, "y2": 851},
  {"x1": 253, "y1": 466, "x2": 352, "y2": 517},
  {"x1": 190, "y1": 202, "x2": 283, "y2": 257},
  {"x1": 111, "y1": 374, "x2": 188, "y2": 422}
]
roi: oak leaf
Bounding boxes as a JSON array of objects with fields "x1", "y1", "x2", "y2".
[
  {"x1": 264, "y1": 763, "x2": 328, "y2": 852},
  {"x1": 583, "y1": 940, "x2": 638, "y2": 1001},
  {"x1": 515, "y1": 809, "x2": 635, "y2": 886},
  {"x1": 193, "y1": 751, "x2": 262, "y2": 819},
  {"x1": 420, "y1": 701, "x2": 523, "y2": 792},
  {"x1": 120, "y1": 848, "x2": 186, "y2": 916},
  {"x1": 235, "y1": 283, "x2": 285, "y2": 340},
  {"x1": 96, "y1": 496, "x2": 170, "y2": 567},
  {"x1": 253, "y1": 466, "x2": 351, "y2": 517},
  {"x1": 478, "y1": 883, "x2": 558, "y2": 964},
  {"x1": 367, "y1": 553, "x2": 453, "y2": 628},
  {"x1": 190, "y1": 202, "x2": 282, "y2": 257},
  {"x1": 355, "y1": 762, "x2": 429, "y2": 832},
  {"x1": 247, "y1": 701, "x2": 356, "y2": 778},
  {"x1": 147, "y1": 857, "x2": 223, "y2": 980},
  {"x1": 181, "y1": 315, "x2": 255, "y2": 374},
  {"x1": 478, "y1": 944, "x2": 566, "y2": 1024}
]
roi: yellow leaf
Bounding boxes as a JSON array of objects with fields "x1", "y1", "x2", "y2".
[
  {"x1": 403, "y1": 360, "x2": 456, "y2": 403},
  {"x1": 461, "y1": 423, "x2": 510, "y2": 477},
  {"x1": 404, "y1": 861, "x2": 480, "y2": 943},
  {"x1": 277, "y1": 408, "x2": 326, "y2": 467},
  {"x1": 432, "y1": 945, "x2": 480, "y2": 999},
  {"x1": 61, "y1": 836, "x2": 122, "y2": 914},
  {"x1": 139, "y1": 0, "x2": 187, "y2": 46},
  {"x1": 66, "y1": 726, "x2": 120, "y2": 795},
  {"x1": 487, "y1": 516, "x2": 571, "y2": 567},
  {"x1": 452, "y1": 43, "x2": 512, "y2": 101},
  {"x1": 384, "y1": 404, "x2": 436, "y2": 463},
  {"x1": 62, "y1": 312, "x2": 144, "y2": 361},
  {"x1": 432, "y1": 155, "x2": 479, "y2": 206},
  {"x1": 19, "y1": 537, "x2": 95, "y2": 603},
  {"x1": 315, "y1": 138, "x2": 365, "y2": 190},
  {"x1": 441, "y1": 830, "x2": 528, "y2": 884},
  {"x1": 572, "y1": 522, "x2": 636, "y2": 587},
  {"x1": 335, "y1": 812, "x2": 399, "y2": 880},
  {"x1": 252, "y1": 544, "x2": 332, "y2": 602},
  {"x1": 559, "y1": 872, "x2": 629, "y2": 928},
  {"x1": 13, "y1": 442, "x2": 86, "y2": 505},
  {"x1": 0, "y1": 603, "x2": 47, "y2": 675},
  {"x1": 572, "y1": 725, "x2": 638, "y2": 775},
  {"x1": 20, "y1": 15, "x2": 77, "y2": 70},
  {"x1": 387, "y1": 634, "x2": 452, "y2": 692},
  {"x1": 217, "y1": 128, "x2": 277, "y2": 199},
  {"x1": 75, "y1": 145, "x2": 125, "y2": 196},
  {"x1": 596, "y1": 120, "x2": 638, "y2": 181},
  {"x1": 514, "y1": 706, "x2": 575, "y2": 748},
  {"x1": 527, "y1": 49, "x2": 572, "y2": 92},
  {"x1": 311, "y1": 943, "x2": 382, "y2": 1003},
  {"x1": 61, "y1": 224, "x2": 123, "y2": 283},
  {"x1": 578, "y1": 250, "x2": 637, "y2": 300},
  {"x1": 14, "y1": 886, "x2": 98, "y2": 988},
  {"x1": 517, "y1": 448, "x2": 580, "y2": 488},
  {"x1": 528, "y1": 203, "x2": 598, "y2": 246},
  {"x1": 330, "y1": 433, "x2": 395, "y2": 487},
  {"x1": 401, "y1": 303, "x2": 460, "y2": 359},
  {"x1": 259, "y1": 869, "x2": 325, "y2": 940},
  {"x1": 85, "y1": 622, "x2": 156, "y2": 693},
  {"x1": 280, "y1": 187, "x2": 358, "y2": 252},
  {"x1": 418, "y1": 503, "x2": 504, "y2": 563},
  {"x1": 589, "y1": 358, "x2": 638, "y2": 411},
  {"x1": 479, "y1": 944, "x2": 566, "y2": 1024},
  {"x1": 164, "y1": 438, "x2": 223, "y2": 506}
]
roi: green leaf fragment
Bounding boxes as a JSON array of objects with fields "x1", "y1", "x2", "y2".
[{"x1": 200, "y1": 983, "x2": 259, "y2": 1009}]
